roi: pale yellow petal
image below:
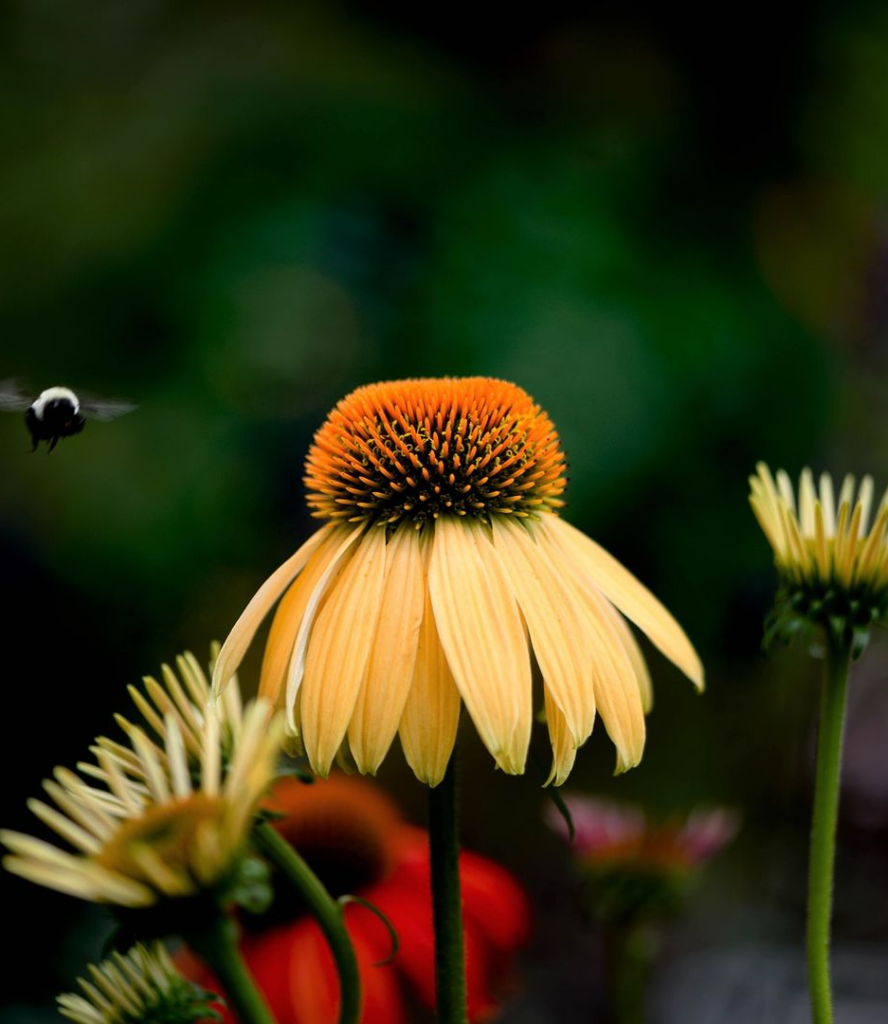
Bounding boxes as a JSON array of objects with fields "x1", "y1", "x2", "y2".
[
  {"x1": 26, "y1": 800, "x2": 101, "y2": 854},
  {"x1": 284, "y1": 524, "x2": 367, "y2": 733},
  {"x1": 856, "y1": 504, "x2": 888, "y2": 582},
  {"x1": 543, "y1": 688, "x2": 577, "y2": 787},
  {"x1": 399, "y1": 538, "x2": 461, "y2": 786},
  {"x1": 490, "y1": 516, "x2": 595, "y2": 743},
  {"x1": 596, "y1": 598, "x2": 654, "y2": 713},
  {"x1": 282, "y1": 704, "x2": 305, "y2": 758},
  {"x1": 819, "y1": 472, "x2": 836, "y2": 534},
  {"x1": 858, "y1": 475, "x2": 874, "y2": 535},
  {"x1": 580, "y1": 585, "x2": 646, "y2": 772},
  {"x1": 428, "y1": 516, "x2": 532, "y2": 775},
  {"x1": 799, "y1": 468, "x2": 816, "y2": 536},
  {"x1": 259, "y1": 526, "x2": 356, "y2": 710},
  {"x1": 348, "y1": 525, "x2": 425, "y2": 774},
  {"x1": 41, "y1": 781, "x2": 113, "y2": 842},
  {"x1": 212, "y1": 525, "x2": 334, "y2": 696},
  {"x1": 780, "y1": 499, "x2": 810, "y2": 575},
  {"x1": 813, "y1": 503, "x2": 830, "y2": 581},
  {"x1": 536, "y1": 519, "x2": 646, "y2": 771},
  {"x1": 777, "y1": 469, "x2": 797, "y2": 513},
  {"x1": 300, "y1": 527, "x2": 387, "y2": 776},
  {"x1": 838, "y1": 474, "x2": 855, "y2": 515},
  {"x1": 545, "y1": 515, "x2": 704, "y2": 690},
  {"x1": 2, "y1": 852, "x2": 153, "y2": 906},
  {"x1": 749, "y1": 487, "x2": 784, "y2": 557}
]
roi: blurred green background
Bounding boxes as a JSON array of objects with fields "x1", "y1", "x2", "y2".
[{"x1": 3, "y1": 0, "x2": 888, "y2": 1019}]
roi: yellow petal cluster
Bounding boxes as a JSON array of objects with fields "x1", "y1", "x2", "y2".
[
  {"x1": 57, "y1": 942, "x2": 213, "y2": 1024},
  {"x1": 750, "y1": 463, "x2": 888, "y2": 589},
  {"x1": 98, "y1": 646, "x2": 244, "y2": 781},
  {"x1": 1, "y1": 700, "x2": 281, "y2": 906},
  {"x1": 214, "y1": 378, "x2": 704, "y2": 785},
  {"x1": 750, "y1": 464, "x2": 888, "y2": 648}
]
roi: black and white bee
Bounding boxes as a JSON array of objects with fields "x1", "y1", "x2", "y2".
[{"x1": 0, "y1": 381, "x2": 137, "y2": 452}]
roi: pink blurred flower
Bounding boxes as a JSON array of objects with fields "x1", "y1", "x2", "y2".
[{"x1": 546, "y1": 795, "x2": 739, "y2": 877}]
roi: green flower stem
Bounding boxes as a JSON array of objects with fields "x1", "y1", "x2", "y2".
[
  {"x1": 428, "y1": 754, "x2": 468, "y2": 1024},
  {"x1": 605, "y1": 923, "x2": 656, "y2": 1024},
  {"x1": 184, "y1": 911, "x2": 277, "y2": 1024},
  {"x1": 807, "y1": 640, "x2": 852, "y2": 1024},
  {"x1": 254, "y1": 820, "x2": 361, "y2": 1024}
]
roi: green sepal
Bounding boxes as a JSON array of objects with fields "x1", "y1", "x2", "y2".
[
  {"x1": 226, "y1": 854, "x2": 273, "y2": 915},
  {"x1": 275, "y1": 760, "x2": 316, "y2": 785},
  {"x1": 130, "y1": 979, "x2": 224, "y2": 1024},
  {"x1": 851, "y1": 626, "x2": 871, "y2": 660},
  {"x1": 580, "y1": 866, "x2": 689, "y2": 928},
  {"x1": 255, "y1": 807, "x2": 286, "y2": 824},
  {"x1": 763, "y1": 579, "x2": 887, "y2": 660}
]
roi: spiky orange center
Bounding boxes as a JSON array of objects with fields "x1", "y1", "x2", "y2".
[{"x1": 305, "y1": 377, "x2": 567, "y2": 527}]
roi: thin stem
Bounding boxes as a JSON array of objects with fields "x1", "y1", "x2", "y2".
[
  {"x1": 184, "y1": 911, "x2": 277, "y2": 1024},
  {"x1": 605, "y1": 923, "x2": 656, "y2": 1024},
  {"x1": 807, "y1": 640, "x2": 851, "y2": 1024},
  {"x1": 254, "y1": 820, "x2": 362, "y2": 1024},
  {"x1": 428, "y1": 754, "x2": 468, "y2": 1024}
]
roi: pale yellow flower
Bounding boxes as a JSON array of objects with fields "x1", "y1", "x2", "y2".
[
  {"x1": 1, "y1": 701, "x2": 282, "y2": 906},
  {"x1": 214, "y1": 378, "x2": 703, "y2": 786},
  {"x1": 90, "y1": 646, "x2": 244, "y2": 785},
  {"x1": 750, "y1": 463, "x2": 888, "y2": 589},
  {"x1": 57, "y1": 942, "x2": 215, "y2": 1024},
  {"x1": 750, "y1": 463, "x2": 888, "y2": 647}
]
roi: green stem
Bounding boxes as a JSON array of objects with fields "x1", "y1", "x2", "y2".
[
  {"x1": 254, "y1": 821, "x2": 362, "y2": 1024},
  {"x1": 428, "y1": 754, "x2": 468, "y2": 1024},
  {"x1": 806, "y1": 640, "x2": 851, "y2": 1024},
  {"x1": 185, "y1": 911, "x2": 277, "y2": 1024},
  {"x1": 605, "y1": 923, "x2": 656, "y2": 1024}
]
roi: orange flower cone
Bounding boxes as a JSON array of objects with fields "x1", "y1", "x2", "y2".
[{"x1": 214, "y1": 378, "x2": 703, "y2": 784}]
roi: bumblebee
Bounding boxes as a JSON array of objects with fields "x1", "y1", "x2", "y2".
[{"x1": 0, "y1": 381, "x2": 136, "y2": 452}]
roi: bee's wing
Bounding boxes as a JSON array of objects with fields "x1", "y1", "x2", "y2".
[
  {"x1": 78, "y1": 396, "x2": 138, "y2": 421},
  {"x1": 0, "y1": 379, "x2": 35, "y2": 411}
]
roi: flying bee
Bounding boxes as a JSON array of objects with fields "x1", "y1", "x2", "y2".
[{"x1": 0, "y1": 380, "x2": 137, "y2": 452}]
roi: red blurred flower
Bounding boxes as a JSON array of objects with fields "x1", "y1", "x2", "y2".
[{"x1": 180, "y1": 775, "x2": 531, "y2": 1023}]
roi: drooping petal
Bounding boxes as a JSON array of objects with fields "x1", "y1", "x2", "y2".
[
  {"x1": 284, "y1": 525, "x2": 367, "y2": 735},
  {"x1": 429, "y1": 517, "x2": 532, "y2": 775},
  {"x1": 490, "y1": 516, "x2": 596, "y2": 744},
  {"x1": 545, "y1": 515, "x2": 704, "y2": 691},
  {"x1": 259, "y1": 526, "x2": 359, "y2": 710},
  {"x1": 348, "y1": 525, "x2": 425, "y2": 774},
  {"x1": 399, "y1": 533, "x2": 461, "y2": 787},
  {"x1": 536, "y1": 521, "x2": 645, "y2": 771},
  {"x1": 300, "y1": 528, "x2": 387, "y2": 776},
  {"x1": 596, "y1": 598, "x2": 654, "y2": 713},
  {"x1": 575, "y1": 585, "x2": 646, "y2": 772},
  {"x1": 212, "y1": 525, "x2": 334, "y2": 697},
  {"x1": 542, "y1": 689, "x2": 577, "y2": 787}
]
